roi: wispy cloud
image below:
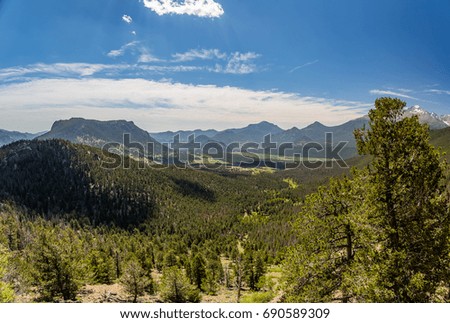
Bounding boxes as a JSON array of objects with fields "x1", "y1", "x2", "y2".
[
  {"x1": 0, "y1": 63, "x2": 117, "y2": 80},
  {"x1": 426, "y1": 89, "x2": 450, "y2": 95},
  {"x1": 142, "y1": 0, "x2": 224, "y2": 18},
  {"x1": 1, "y1": 48, "x2": 260, "y2": 84},
  {"x1": 0, "y1": 78, "x2": 370, "y2": 132},
  {"x1": 390, "y1": 88, "x2": 413, "y2": 93},
  {"x1": 369, "y1": 89, "x2": 421, "y2": 101},
  {"x1": 171, "y1": 49, "x2": 260, "y2": 74},
  {"x1": 213, "y1": 52, "x2": 260, "y2": 74},
  {"x1": 107, "y1": 41, "x2": 139, "y2": 58},
  {"x1": 172, "y1": 49, "x2": 227, "y2": 62},
  {"x1": 289, "y1": 60, "x2": 319, "y2": 73},
  {"x1": 107, "y1": 41, "x2": 163, "y2": 63},
  {"x1": 122, "y1": 15, "x2": 133, "y2": 24},
  {"x1": 108, "y1": 45, "x2": 261, "y2": 74},
  {"x1": 0, "y1": 61, "x2": 255, "y2": 82}
]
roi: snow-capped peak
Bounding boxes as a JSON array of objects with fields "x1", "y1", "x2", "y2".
[
  {"x1": 403, "y1": 106, "x2": 449, "y2": 129},
  {"x1": 407, "y1": 105, "x2": 426, "y2": 115}
]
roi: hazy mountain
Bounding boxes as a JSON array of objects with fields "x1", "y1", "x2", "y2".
[
  {"x1": 3, "y1": 106, "x2": 446, "y2": 160},
  {"x1": 441, "y1": 115, "x2": 450, "y2": 126},
  {"x1": 403, "y1": 106, "x2": 449, "y2": 129},
  {"x1": 38, "y1": 118, "x2": 161, "y2": 154},
  {"x1": 0, "y1": 129, "x2": 40, "y2": 147},
  {"x1": 211, "y1": 121, "x2": 283, "y2": 144},
  {"x1": 271, "y1": 127, "x2": 312, "y2": 145},
  {"x1": 150, "y1": 129, "x2": 219, "y2": 143},
  {"x1": 274, "y1": 117, "x2": 370, "y2": 159}
]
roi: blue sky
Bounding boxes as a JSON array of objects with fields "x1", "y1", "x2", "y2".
[{"x1": 0, "y1": 0, "x2": 449, "y2": 132}]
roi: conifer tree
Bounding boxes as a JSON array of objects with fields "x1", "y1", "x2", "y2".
[
  {"x1": 0, "y1": 247, "x2": 14, "y2": 302},
  {"x1": 120, "y1": 259, "x2": 153, "y2": 303},
  {"x1": 159, "y1": 267, "x2": 201, "y2": 303},
  {"x1": 355, "y1": 97, "x2": 450, "y2": 302},
  {"x1": 282, "y1": 174, "x2": 372, "y2": 302},
  {"x1": 190, "y1": 253, "x2": 206, "y2": 290},
  {"x1": 27, "y1": 225, "x2": 86, "y2": 301}
]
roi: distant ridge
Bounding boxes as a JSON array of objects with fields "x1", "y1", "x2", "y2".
[
  {"x1": 38, "y1": 118, "x2": 162, "y2": 153},
  {"x1": 0, "y1": 129, "x2": 39, "y2": 147},
  {"x1": 403, "y1": 106, "x2": 449, "y2": 130},
  {"x1": 210, "y1": 121, "x2": 284, "y2": 145},
  {"x1": 1, "y1": 106, "x2": 447, "y2": 159}
]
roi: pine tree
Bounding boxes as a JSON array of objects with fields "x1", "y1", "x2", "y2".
[
  {"x1": 88, "y1": 249, "x2": 115, "y2": 285},
  {"x1": 163, "y1": 250, "x2": 178, "y2": 268},
  {"x1": 283, "y1": 97, "x2": 450, "y2": 303},
  {"x1": 355, "y1": 97, "x2": 450, "y2": 302},
  {"x1": 201, "y1": 269, "x2": 219, "y2": 295},
  {"x1": 243, "y1": 250, "x2": 266, "y2": 291},
  {"x1": 159, "y1": 266, "x2": 201, "y2": 303},
  {"x1": 282, "y1": 173, "x2": 372, "y2": 302},
  {"x1": 190, "y1": 253, "x2": 206, "y2": 290},
  {"x1": 120, "y1": 259, "x2": 153, "y2": 303},
  {"x1": 27, "y1": 225, "x2": 87, "y2": 301},
  {"x1": 0, "y1": 247, "x2": 14, "y2": 302},
  {"x1": 232, "y1": 252, "x2": 244, "y2": 302}
]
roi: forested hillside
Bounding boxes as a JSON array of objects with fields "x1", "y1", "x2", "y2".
[{"x1": 0, "y1": 137, "x2": 350, "y2": 302}]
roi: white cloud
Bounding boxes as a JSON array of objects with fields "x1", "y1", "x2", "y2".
[
  {"x1": 122, "y1": 15, "x2": 133, "y2": 24},
  {"x1": 0, "y1": 78, "x2": 370, "y2": 132},
  {"x1": 426, "y1": 89, "x2": 450, "y2": 95},
  {"x1": 107, "y1": 42, "x2": 163, "y2": 63},
  {"x1": 369, "y1": 89, "x2": 420, "y2": 101},
  {"x1": 138, "y1": 54, "x2": 161, "y2": 63},
  {"x1": 138, "y1": 48, "x2": 162, "y2": 63},
  {"x1": 107, "y1": 41, "x2": 140, "y2": 58},
  {"x1": 172, "y1": 49, "x2": 227, "y2": 62},
  {"x1": 0, "y1": 63, "x2": 116, "y2": 80},
  {"x1": 223, "y1": 52, "x2": 260, "y2": 74},
  {"x1": 0, "y1": 62, "x2": 228, "y2": 82},
  {"x1": 142, "y1": 0, "x2": 224, "y2": 18},
  {"x1": 171, "y1": 49, "x2": 260, "y2": 74}
]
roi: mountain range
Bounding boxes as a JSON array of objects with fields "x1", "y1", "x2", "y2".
[
  {"x1": 403, "y1": 105, "x2": 449, "y2": 129},
  {"x1": 37, "y1": 118, "x2": 162, "y2": 154},
  {"x1": 1, "y1": 106, "x2": 448, "y2": 160},
  {"x1": 152, "y1": 106, "x2": 449, "y2": 151},
  {"x1": 0, "y1": 129, "x2": 41, "y2": 147}
]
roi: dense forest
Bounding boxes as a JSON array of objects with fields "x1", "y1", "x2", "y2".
[{"x1": 0, "y1": 98, "x2": 449, "y2": 303}]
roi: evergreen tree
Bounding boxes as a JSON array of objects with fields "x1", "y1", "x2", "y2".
[
  {"x1": 120, "y1": 259, "x2": 153, "y2": 303},
  {"x1": 159, "y1": 267, "x2": 201, "y2": 303},
  {"x1": 282, "y1": 174, "x2": 372, "y2": 302},
  {"x1": 0, "y1": 247, "x2": 14, "y2": 302},
  {"x1": 27, "y1": 225, "x2": 86, "y2": 301},
  {"x1": 232, "y1": 252, "x2": 244, "y2": 302},
  {"x1": 190, "y1": 253, "x2": 206, "y2": 290},
  {"x1": 243, "y1": 250, "x2": 266, "y2": 291},
  {"x1": 163, "y1": 250, "x2": 178, "y2": 268},
  {"x1": 284, "y1": 97, "x2": 450, "y2": 303},
  {"x1": 201, "y1": 269, "x2": 220, "y2": 295},
  {"x1": 88, "y1": 249, "x2": 115, "y2": 285},
  {"x1": 355, "y1": 97, "x2": 450, "y2": 302}
]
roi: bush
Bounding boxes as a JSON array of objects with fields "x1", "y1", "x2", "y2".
[{"x1": 241, "y1": 291, "x2": 274, "y2": 303}]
